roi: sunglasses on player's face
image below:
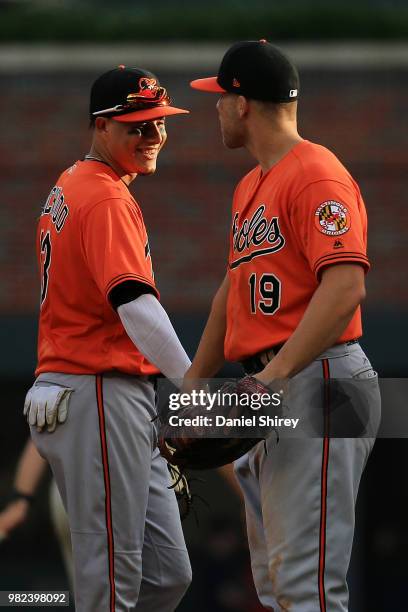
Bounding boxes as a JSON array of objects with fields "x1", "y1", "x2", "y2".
[{"x1": 93, "y1": 86, "x2": 170, "y2": 116}]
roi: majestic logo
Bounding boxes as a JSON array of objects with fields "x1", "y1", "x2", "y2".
[
  {"x1": 230, "y1": 205, "x2": 285, "y2": 269},
  {"x1": 333, "y1": 239, "x2": 344, "y2": 249},
  {"x1": 315, "y1": 201, "x2": 350, "y2": 236}
]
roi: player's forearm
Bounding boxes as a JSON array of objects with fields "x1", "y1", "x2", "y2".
[
  {"x1": 1, "y1": 439, "x2": 49, "y2": 533},
  {"x1": 14, "y1": 439, "x2": 47, "y2": 495},
  {"x1": 118, "y1": 294, "x2": 191, "y2": 383},
  {"x1": 185, "y1": 275, "x2": 229, "y2": 379},
  {"x1": 257, "y1": 265, "x2": 366, "y2": 383},
  {"x1": 185, "y1": 311, "x2": 225, "y2": 379}
]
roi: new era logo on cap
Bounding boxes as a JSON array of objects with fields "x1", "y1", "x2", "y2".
[{"x1": 190, "y1": 39, "x2": 300, "y2": 103}]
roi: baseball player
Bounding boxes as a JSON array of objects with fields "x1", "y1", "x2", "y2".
[
  {"x1": 23, "y1": 66, "x2": 192, "y2": 611},
  {"x1": 187, "y1": 41, "x2": 381, "y2": 611}
]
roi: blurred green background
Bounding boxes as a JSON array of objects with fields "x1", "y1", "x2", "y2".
[
  {"x1": 1, "y1": 0, "x2": 408, "y2": 42},
  {"x1": 0, "y1": 1, "x2": 407, "y2": 611}
]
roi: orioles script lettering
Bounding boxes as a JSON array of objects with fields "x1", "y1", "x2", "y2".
[{"x1": 230, "y1": 205, "x2": 285, "y2": 269}]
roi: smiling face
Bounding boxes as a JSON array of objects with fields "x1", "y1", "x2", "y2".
[{"x1": 95, "y1": 117, "x2": 167, "y2": 177}]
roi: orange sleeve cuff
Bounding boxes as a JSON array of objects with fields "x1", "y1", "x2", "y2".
[{"x1": 314, "y1": 252, "x2": 370, "y2": 278}]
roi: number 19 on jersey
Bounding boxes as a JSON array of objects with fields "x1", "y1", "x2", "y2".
[{"x1": 248, "y1": 273, "x2": 281, "y2": 315}]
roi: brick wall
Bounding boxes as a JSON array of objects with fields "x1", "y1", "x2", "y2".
[{"x1": 1, "y1": 68, "x2": 407, "y2": 315}]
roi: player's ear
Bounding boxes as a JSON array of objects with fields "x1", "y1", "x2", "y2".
[
  {"x1": 95, "y1": 117, "x2": 109, "y2": 132},
  {"x1": 237, "y1": 95, "x2": 249, "y2": 119}
]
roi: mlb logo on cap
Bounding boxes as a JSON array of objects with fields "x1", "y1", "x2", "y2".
[{"x1": 191, "y1": 39, "x2": 300, "y2": 103}]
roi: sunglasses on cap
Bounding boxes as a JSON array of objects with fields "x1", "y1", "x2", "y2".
[{"x1": 92, "y1": 86, "x2": 171, "y2": 117}]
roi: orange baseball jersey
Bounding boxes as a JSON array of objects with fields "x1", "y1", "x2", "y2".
[
  {"x1": 36, "y1": 160, "x2": 159, "y2": 376},
  {"x1": 224, "y1": 140, "x2": 370, "y2": 362}
]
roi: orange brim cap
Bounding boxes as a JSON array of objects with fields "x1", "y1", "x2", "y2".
[
  {"x1": 190, "y1": 77, "x2": 226, "y2": 93},
  {"x1": 114, "y1": 106, "x2": 189, "y2": 122}
]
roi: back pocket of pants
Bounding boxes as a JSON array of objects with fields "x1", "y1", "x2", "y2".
[{"x1": 352, "y1": 367, "x2": 378, "y2": 380}]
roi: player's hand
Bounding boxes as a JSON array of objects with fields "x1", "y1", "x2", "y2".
[
  {"x1": 181, "y1": 371, "x2": 210, "y2": 395},
  {"x1": 23, "y1": 385, "x2": 74, "y2": 433},
  {"x1": 254, "y1": 370, "x2": 289, "y2": 397}
]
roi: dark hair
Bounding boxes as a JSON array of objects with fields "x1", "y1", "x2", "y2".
[{"x1": 254, "y1": 98, "x2": 297, "y2": 115}]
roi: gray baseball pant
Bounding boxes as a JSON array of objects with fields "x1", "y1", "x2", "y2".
[
  {"x1": 31, "y1": 372, "x2": 191, "y2": 612},
  {"x1": 234, "y1": 342, "x2": 381, "y2": 611}
]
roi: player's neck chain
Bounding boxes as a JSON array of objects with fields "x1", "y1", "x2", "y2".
[
  {"x1": 83, "y1": 155, "x2": 130, "y2": 189},
  {"x1": 84, "y1": 154, "x2": 111, "y2": 166}
]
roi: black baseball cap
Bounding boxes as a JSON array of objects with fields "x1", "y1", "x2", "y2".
[
  {"x1": 191, "y1": 40, "x2": 299, "y2": 103},
  {"x1": 90, "y1": 65, "x2": 189, "y2": 122}
]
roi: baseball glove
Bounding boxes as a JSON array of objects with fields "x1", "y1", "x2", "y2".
[
  {"x1": 167, "y1": 462, "x2": 210, "y2": 524},
  {"x1": 167, "y1": 462, "x2": 193, "y2": 520},
  {"x1": 158, "y1": 376, "x2": 282, "y2": 470}
]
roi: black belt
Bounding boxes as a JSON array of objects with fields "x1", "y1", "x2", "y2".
[
  {"x1": 241, "y1": 339, "x2": 360, "y2": 375},
  {"x1": 147, "y1": 373, "x2": 163, "y2": 389},
  {"x1": 241, "y1": 343, "x2": 284, "y2": 375}
]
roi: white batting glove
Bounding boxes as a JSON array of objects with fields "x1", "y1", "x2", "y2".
[{"x1": 23, "y1": 385, "x2": 73, "y2": 433}]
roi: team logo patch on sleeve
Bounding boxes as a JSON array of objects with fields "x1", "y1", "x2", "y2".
[{"x1": 314, "y1": 201, "x2": 351, "y2": 236}]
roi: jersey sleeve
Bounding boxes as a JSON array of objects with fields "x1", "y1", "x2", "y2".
[
  {"x1": 81, "y1": 198, "x2": 158, "y2": 303},
  {"x1": 290, "y1": 180, "x2": 370, "y2": 279}
]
